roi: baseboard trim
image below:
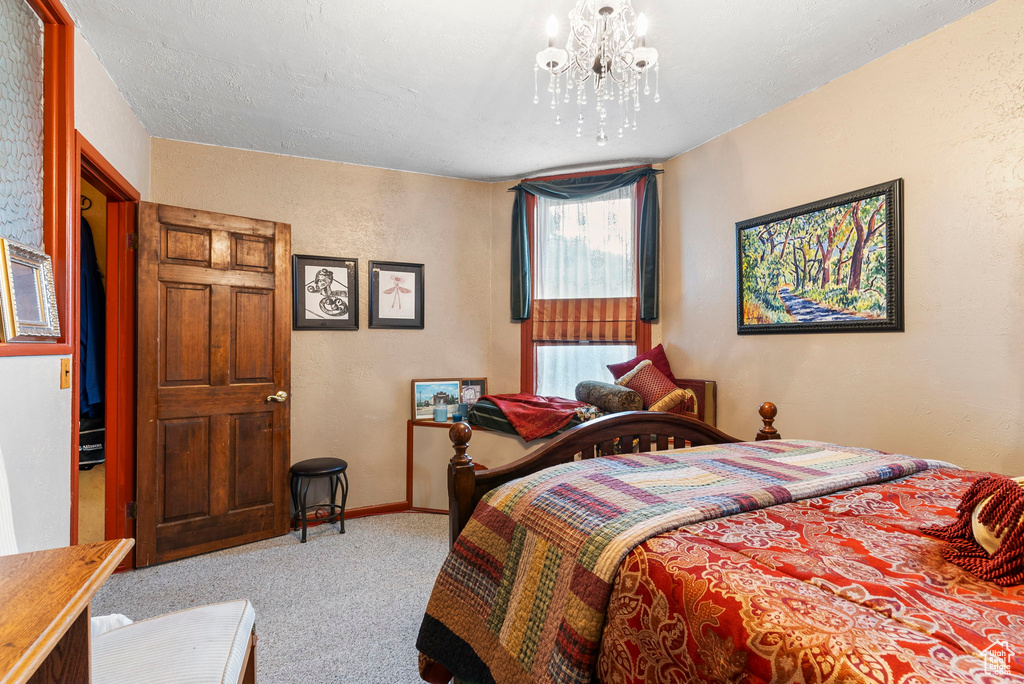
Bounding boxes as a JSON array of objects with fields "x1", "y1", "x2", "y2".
[
  {"x1": 409, "y1": 507, "x2": 447, "y2": 515},
  {"x1": 291, "y1": 500, "x2": 411, "y2": 530},
  {"x1": 345, "y1": 501, "x2": 410, "y2": 519}
]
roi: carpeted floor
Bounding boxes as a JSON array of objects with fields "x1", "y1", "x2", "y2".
[{"x1": 94, "y1": 512, "x2": 449, "y2": 683}]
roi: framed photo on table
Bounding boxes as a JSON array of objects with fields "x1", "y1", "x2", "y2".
[
  {"x1": 412, "y1": 379, "x2": 461, "y2": 421},
  {"x1": 0, "y1": 238, "x2": 61, "y2": 342},
  {"x1": 460, "y1": 378, "x2": 487, "y2": 406},
  {"x1": 370, "y1": 261, "x2": 424, "y2": 329},
  {"x1": 292, "y1": 254, "x2": 358, "y2": 330}
]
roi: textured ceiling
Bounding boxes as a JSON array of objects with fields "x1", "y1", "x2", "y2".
[{"x1": 65, "y1": 0, "x2": 993, "y2": 181}]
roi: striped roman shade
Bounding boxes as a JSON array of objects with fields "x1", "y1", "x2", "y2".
[{"x1": 533, "y1": 298, "x2": 636, "y2": 343}]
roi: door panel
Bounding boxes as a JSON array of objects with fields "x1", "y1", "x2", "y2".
[
  {"x1": 232, "y1": 235, "x2": 274, "y2": 272},
  {"x1": 231, "y1": 289, "x2": 274, "y2": 383},
  {"x1": 160, "y1": 417, "x2": 210, "y2": 521},
  {"x1": 231, "y1": 413, "x2": 274, "y2": 509},
  {"x1": 137, "y1": 202, "x2": 291, "y2": 566},
  {"x1": 161, "y1": 283, "x2": 211, "y2": 385},
  {"x1": 163, "y1": 225, "x2": 211, "y2": 265}
]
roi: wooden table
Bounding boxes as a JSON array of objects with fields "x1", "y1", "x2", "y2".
[{"x1": 0, "y1": 539, "x2": 133, "y2": 684}]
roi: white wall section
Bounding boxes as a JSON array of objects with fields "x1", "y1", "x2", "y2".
[
  {"x1": 0, "y1": 355, "x2": 71, "y2": 551},
  {"x1": 74, "y1": 27, "x2": 150, "y2": 198}
]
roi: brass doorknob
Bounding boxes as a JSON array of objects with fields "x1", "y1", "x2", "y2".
[{"x1": 267, "y1": 391, "x2": 288, "y2": 403}]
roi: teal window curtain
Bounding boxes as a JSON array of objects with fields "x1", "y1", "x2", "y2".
[{"x1": 510, "y1": 167, "x2": 661, "y2": 321}]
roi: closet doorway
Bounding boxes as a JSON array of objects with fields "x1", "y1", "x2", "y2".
[{"x1": 73, "y1": 132, "x2": 140, "y2": 571}]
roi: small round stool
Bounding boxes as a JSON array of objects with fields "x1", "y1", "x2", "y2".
[{"x1": 289, "y1": 458, "x2": 349, "y2": 543}]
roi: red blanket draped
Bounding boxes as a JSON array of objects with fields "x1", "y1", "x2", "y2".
[{"x1": 480, "y1": 393, "x2": 586, "y2": 441}]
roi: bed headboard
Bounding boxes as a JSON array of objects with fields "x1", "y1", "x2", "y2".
[{"x1": 446, "y1": 403, "x2": 780, "y2": 545}]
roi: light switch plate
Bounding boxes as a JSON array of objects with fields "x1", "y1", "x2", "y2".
[{"x1": 60, "y1": 358, "x2": 71, "y2": 389}]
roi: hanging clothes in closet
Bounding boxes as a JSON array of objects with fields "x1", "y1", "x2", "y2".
[{"x1": 80, "y1": 216, "x2": 105, "y2": 418}]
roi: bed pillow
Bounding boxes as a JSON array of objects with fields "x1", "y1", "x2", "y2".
[
  {"x1": 575, "y1": 381, "x2": 643, "y2": 413},
  {"x1": 607, "y1": 344, "x2": 677, "y2": 384},
  {"x1": 614, "y1": 360, "x2": 687, "y2": 412}
]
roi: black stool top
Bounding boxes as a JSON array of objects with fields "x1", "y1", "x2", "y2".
[{"x1": 290, "y1": 457, "x2": 348, "y2": 477}]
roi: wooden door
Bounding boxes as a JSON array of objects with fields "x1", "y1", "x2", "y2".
[{"x1": 136, "y1": 203, "x2": 291, "y2": 566}]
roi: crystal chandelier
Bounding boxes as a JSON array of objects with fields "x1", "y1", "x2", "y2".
[{"x1": 534, "y1": 0, "x2": 660, "y2": 146}]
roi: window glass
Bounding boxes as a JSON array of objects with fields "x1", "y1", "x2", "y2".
[
  {"x1": 536, "y1": 344, "x2": 636, "y2": 399},
  {"x1": 0, "y1": 0, "x2": 44, "y2": 249},
  {"x1": 535, "y1": 186, "x2": 636, "y2": 300}
]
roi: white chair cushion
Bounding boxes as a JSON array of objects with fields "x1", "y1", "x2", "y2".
[
  {"x1": 92, "y1": 599, "x2": 255, "y2": 684},
  {"x1": 91, "y1": 613, "x2": 133, "y2": 637}
]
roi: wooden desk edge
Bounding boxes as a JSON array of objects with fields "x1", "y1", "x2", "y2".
[{"x1": 3, "y1": 538, "x2": 134, "y2": 684}]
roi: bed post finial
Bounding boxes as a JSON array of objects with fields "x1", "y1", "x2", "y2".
[
  {"x1": 449, "y1": 421, "x2": 473, "y2": 466},
  {"x1": 756, "y1": 402, "x2": 781, "y2": 441},
  {"x1": 448, "y1": 422, "x2": 476, "y2": 546}
]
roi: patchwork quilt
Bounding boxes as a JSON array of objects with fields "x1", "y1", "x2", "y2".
[
  {"x1": 416, "y1": 440, "x2": 943, "y2": 684},
  {"x1": 597, "y1": 468, "x2": 1024, "y2": 683}
]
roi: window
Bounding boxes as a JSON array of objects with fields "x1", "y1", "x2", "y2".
[{"x1": 524, "y1": 178, "x2": 650, "y2": 396}]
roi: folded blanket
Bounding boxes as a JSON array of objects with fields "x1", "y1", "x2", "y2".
[
  {"x1": 480, "y1": 393, "x2": 590, "y2": 442},
  {"x1": 468, "y1": 399, "x2": 597, "y2": 438},
  {"x1": 417, "y1": 440, "x2": 941, "y2": 684}
]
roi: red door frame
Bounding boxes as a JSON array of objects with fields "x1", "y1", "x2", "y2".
[
  {"x1": 73, "y1": 132, "x2": 140, "y2": 570},
  {"x1": 519, "y1": 165, "x2": 653, "y2": 393}
]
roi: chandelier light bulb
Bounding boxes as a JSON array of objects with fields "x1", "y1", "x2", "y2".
[
  {"x1": 637, "y1": 13, "x2": 648, "y2": 38},
  {"x1": 547, "y1": 15, "x2": 559, "y2": 45}
]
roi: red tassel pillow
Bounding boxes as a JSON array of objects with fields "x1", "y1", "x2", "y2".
[
  {"x1": 607, "y1": 344, "x2": 677, "y2": 384},
  {"x1": 614, "y1": 360, "x2": 687, "y2": 412},
  {"x1": 921, "y1": 475, "x2": 1024, "y2": 586}
]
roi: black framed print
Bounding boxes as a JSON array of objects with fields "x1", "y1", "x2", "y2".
[
  {"x1": 736, "y1": 179, "x2": 904, "y2": 335},
  {"x1": 292, "y1": 254, "x2": 359, "y2": 330},
  {"x1": 369, "y1": 261, "x2": 424, "y2": 329}
]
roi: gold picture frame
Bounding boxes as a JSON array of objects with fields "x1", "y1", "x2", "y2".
[{"x1": 0, "y1": 238, "x2": 61, "y2": 341}]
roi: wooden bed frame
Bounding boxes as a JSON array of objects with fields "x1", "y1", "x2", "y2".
[{"x1": 445, "y1": 402, "x2": 781, "y2": 544}]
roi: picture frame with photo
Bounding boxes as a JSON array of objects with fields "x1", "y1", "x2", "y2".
[
  {"x1": 292, "y1": 254, "x2": 359, "y2": 330},
  {"x1": 370, "y1": 261, "x2": 424, "y2": 329},
  {"x1": 411, "y1": 378, "x2": 461, "y2": 421},
  {"x1": 460, "y1": 378, "x2": 487, "y2": 407},
  {"x1": 0, "y1": 238, "x2": 61, "y2": 342}
]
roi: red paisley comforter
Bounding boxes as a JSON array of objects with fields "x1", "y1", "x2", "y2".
[{"x1": 597, "y1": 468, "x2": 1024, "y2": 684}]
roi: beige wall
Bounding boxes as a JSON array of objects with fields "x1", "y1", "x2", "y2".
[
  {"x1": 660, "y1": 0, "x2": 1023, "y2": 473},
  {"x1": 150, "y1": 139, "x2": 494, "y2": 509},
  {"x1": 74, "y1": 28, "x2": 151, "y2": 198}
]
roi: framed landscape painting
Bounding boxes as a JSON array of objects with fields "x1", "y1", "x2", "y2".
[{"x1": 736, "y1": 179, "x2": 904, "y2": 335}]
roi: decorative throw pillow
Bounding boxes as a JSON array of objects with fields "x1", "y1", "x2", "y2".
[
  {"x1": 921, "y1": 475, "x2": 1024, "y2": 586},
  {"x1": 607, "y1": 344, "x2": 677, "y2": 384},
  {"x1": 574, "y1": 381, "x2": 643, "y2": 413},
  {"x1": 614, "y1": 360, "x2": 687, "y2": 412}
]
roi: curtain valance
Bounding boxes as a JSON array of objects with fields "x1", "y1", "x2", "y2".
[{"x1": 511, "y1": 167, "x2": 660, "y2": 321}]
